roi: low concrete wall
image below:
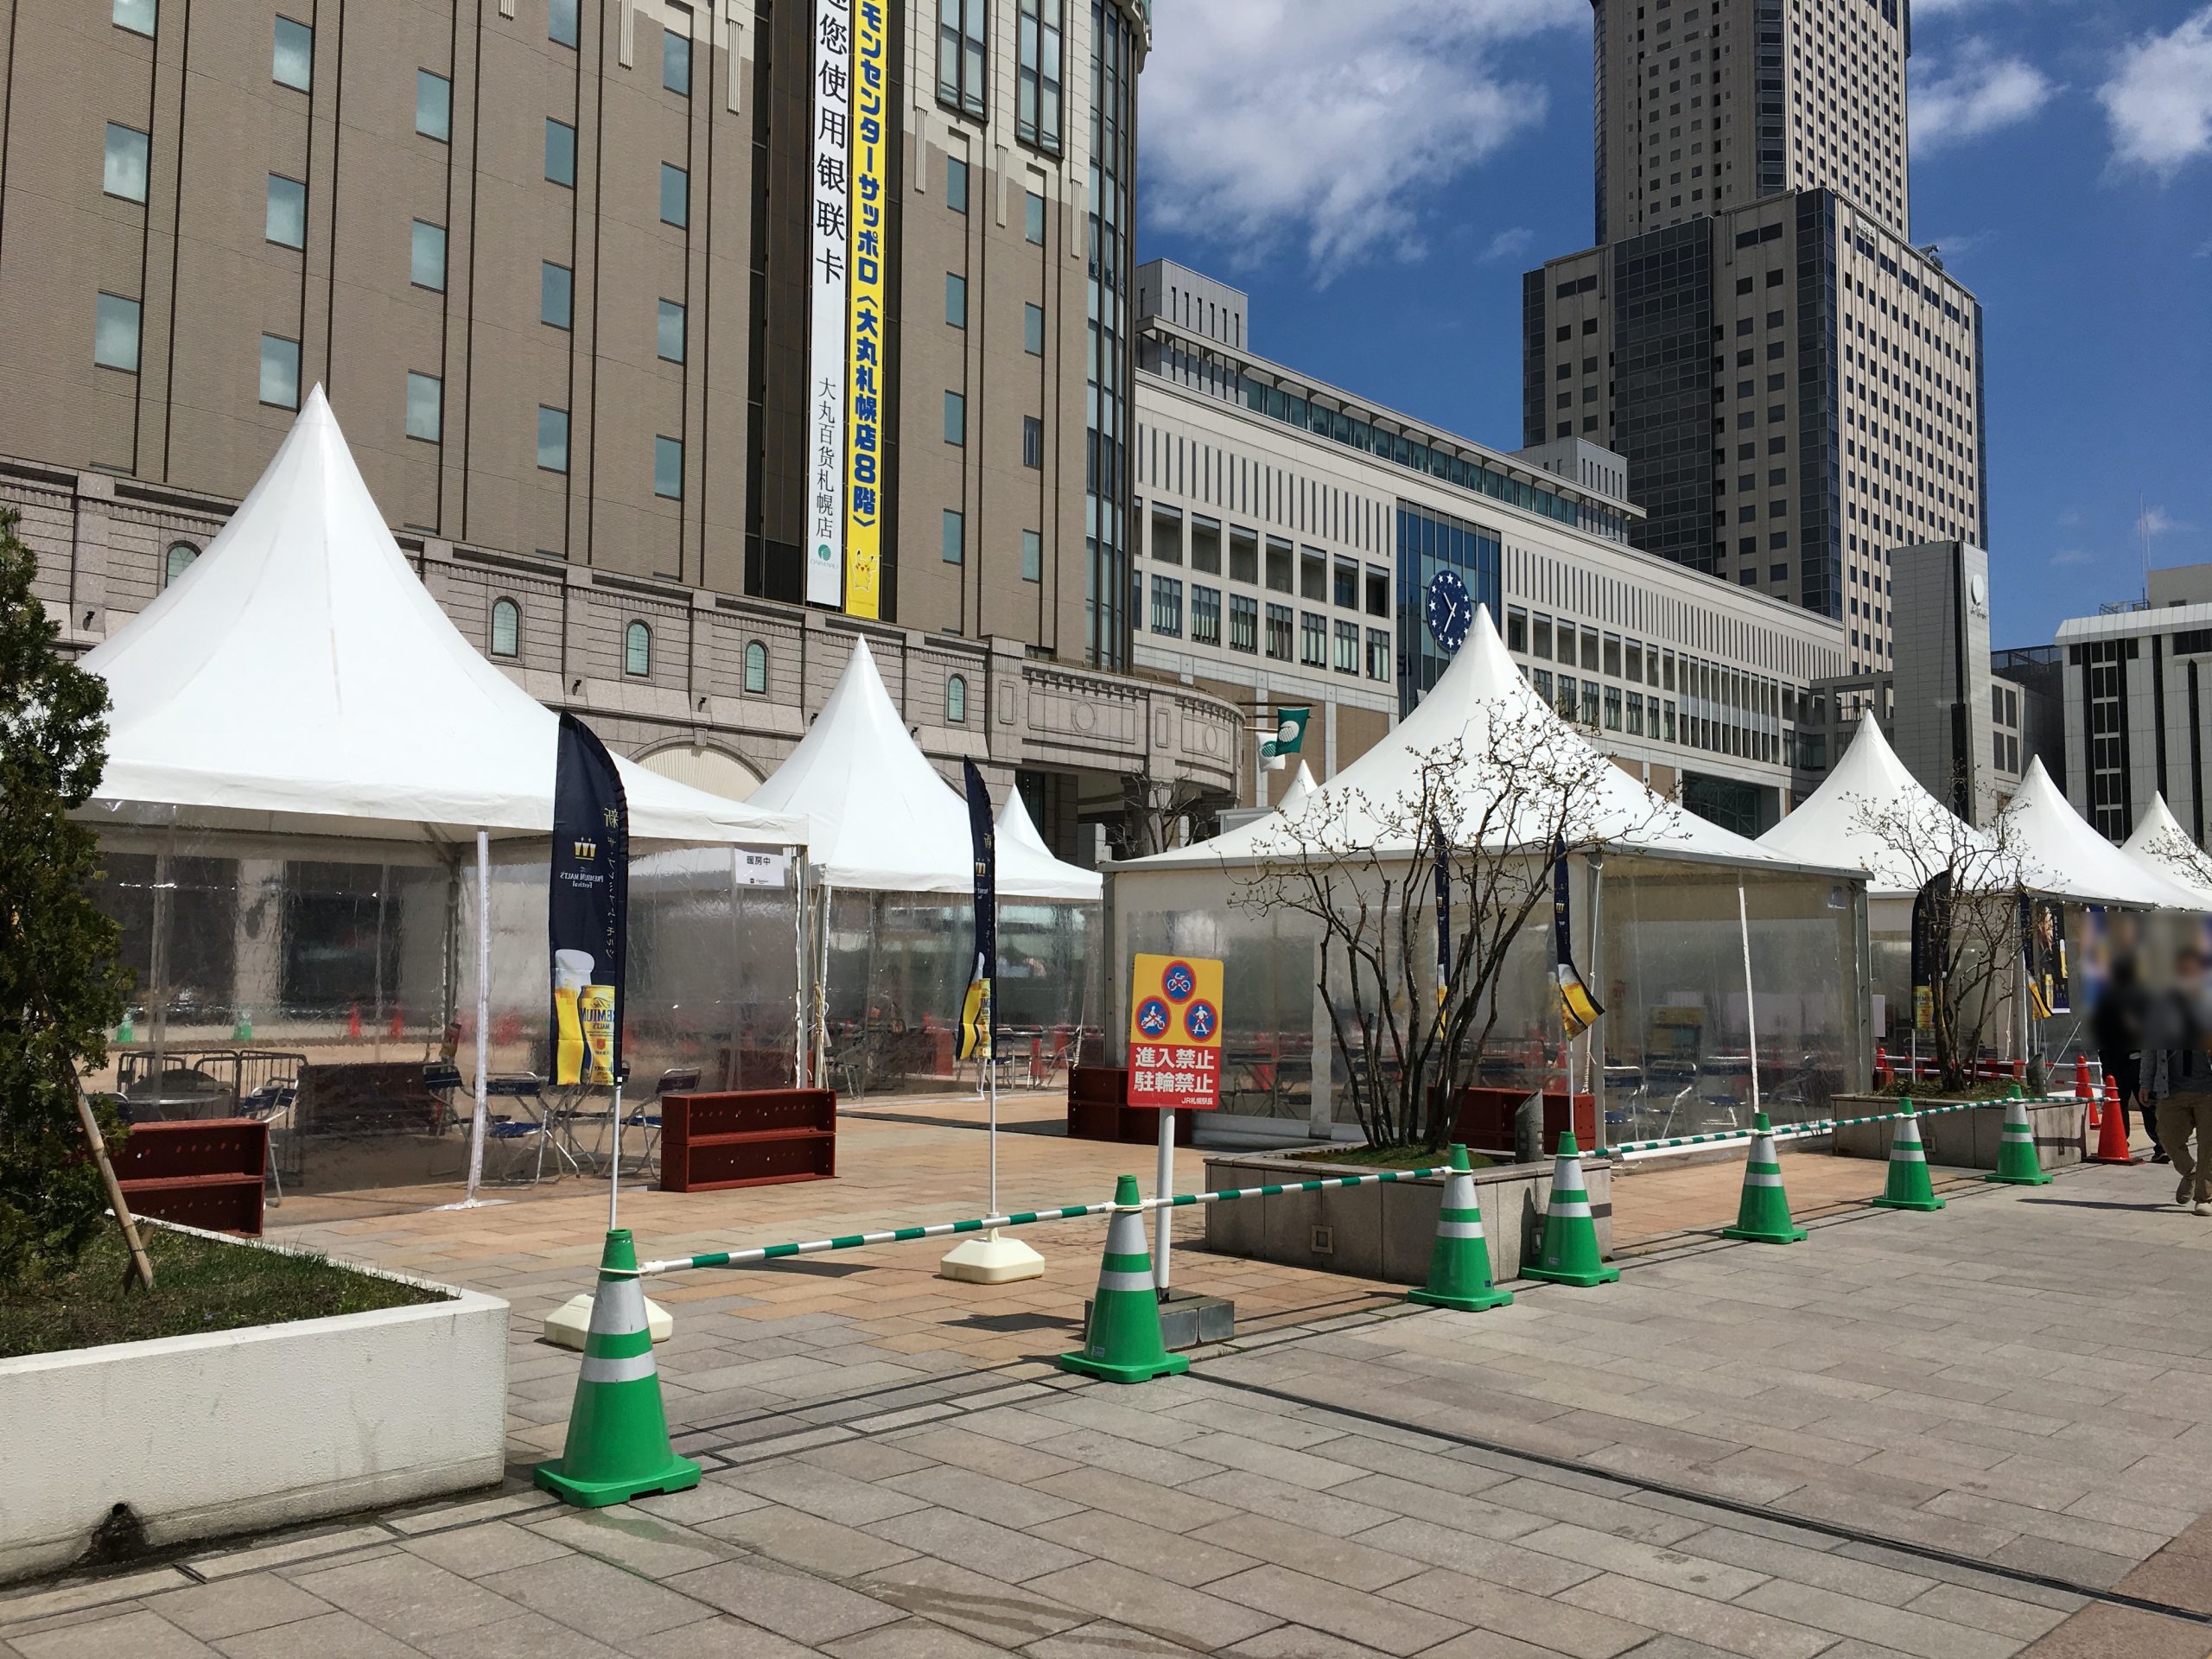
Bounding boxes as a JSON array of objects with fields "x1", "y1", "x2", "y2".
[
  {"x1": 1829, "y1": 1094, "x2": 2086, "y2": 1171},
  {"x1": 1201, "y1": 1153, "x2": 1611, "y2": 1287},
  {"x1": 1, "y1": 1267, "x2": 507, "y2": 1582}
]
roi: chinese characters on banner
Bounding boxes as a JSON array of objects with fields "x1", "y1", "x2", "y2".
[
  {"x1": 804, "y1": 0, "x2": 853, "y2": 607},
  {"x1": 842, "y1": 0, "x2": 887, "y2": 619},
  {"x1": 1126, "y1": 954, "x2": 1224, "y2": 1111}
]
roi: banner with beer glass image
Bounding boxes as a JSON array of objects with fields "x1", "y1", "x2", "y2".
[{"x1": 550, "y1": 713, "x2": 629, "y2": 1088}]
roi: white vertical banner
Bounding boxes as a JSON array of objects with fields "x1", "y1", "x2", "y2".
[{"x1": 804, "y1": 0, "x2": 854, "y2": 607}]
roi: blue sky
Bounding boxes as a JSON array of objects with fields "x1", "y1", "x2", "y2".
[{"x1": 1133, "y1": 0, "x2": 2212, "y2": 651}]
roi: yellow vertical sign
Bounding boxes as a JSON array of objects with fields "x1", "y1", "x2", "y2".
[{"x1": 843, "y1": 0, "x2": 887, "y2": 620}]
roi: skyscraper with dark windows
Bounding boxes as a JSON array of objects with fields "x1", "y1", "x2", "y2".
[{"x1": 1525, "y1": 0, "x2": 1988, "y2": 677}]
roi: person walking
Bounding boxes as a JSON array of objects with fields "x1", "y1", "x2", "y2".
[
  {"x1": 2144, "y1": 950, "x2": 2212, "y2": 1214},
  {"x1": 2093, "y1": 955, "x2": 2163, "y2": 1161}
]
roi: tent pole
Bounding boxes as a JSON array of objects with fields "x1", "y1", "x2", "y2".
[
  {"x1": 463, "y1": 828, "x2": 491, "y2": 1205},
  {"x1": 1738, "y1": 880, "x2": 1762, "y2": 1119},
  {"x1": 1588, "y1": 855, "x2": 1606, "y2": 1153}
]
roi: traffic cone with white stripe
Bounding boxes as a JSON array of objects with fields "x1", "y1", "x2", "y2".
[
  {"x1": 1522, "y1": 1131, "x2": 1619, "y2": 1287},
  {"x1": 1408, "y1": 1144, "x2": 1512, "y2": 1312},
  {"x1": 1870, "y1": 1101, "x2": 1947, "y2": 1212},
  {"x1": 1986, "y1": 1091, "x2": 2054, "y2": 1185},
  {"x1": 1720, "y1": 1112, "x2": 1808, "y2": 1243},
  {"x1": 1059, "y1": 1175, "x2": 1188, "y2": 1383},
  {"x1": 534, "y1": 1230, "x2": 702, "y2": 1508}
]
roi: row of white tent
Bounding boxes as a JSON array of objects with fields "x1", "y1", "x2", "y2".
[{"x1": 80, "y1": 388, "x2": 1099, "y2": 901}]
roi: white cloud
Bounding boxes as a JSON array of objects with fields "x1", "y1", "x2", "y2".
[
  {"x1": 1911, "y1": 41, "x2": 2055, "y2": 151},
  {"x1": 1477, "y1": 226, "x2": 1535, "y2": 264},
  {"x1": 2100, "y1": 6, "x2": 2212, "y2": 179},
  {"x1": 1137, "y1": 0, "x2": 1580, "y2": 283},
  {"x1": 2143, "y1": 505, "x2": 2193, "y2": 537}
]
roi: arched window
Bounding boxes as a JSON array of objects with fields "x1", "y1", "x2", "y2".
[
  {"x1": 946, "y1": 673, "x2": 967, "y2": 724},
  {"x1": 164, "y1": 542, "x2": 198, "y2": 583},
  {"x1": 488, "y1": 597, "x2": 520, "y2": 658},
  {"x1": 742, "y1": 639, "x2": 767, "y2": 695},
  {"x1": 624, "y1": 620, "x2": 652, "y2": 677}
]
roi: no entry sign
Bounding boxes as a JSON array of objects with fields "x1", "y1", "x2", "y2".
[{"x1": 1127, "y1": 953, "x2": 1224, "y2": 1111}]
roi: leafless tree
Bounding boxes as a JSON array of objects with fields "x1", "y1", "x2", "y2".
[
  {"x1": 2127, "y1": 821, "x2": 2212, "y2": 898},
  {"x1": 1233, "y1": 700, "x2": 1669, "y2": 1151},
  {"x1": 1847, "y1": 772, "x2": 2027, "y2": 1093},
  {"x1": 1118, "y1": 775, "x2": 1217, "y2": 860}
]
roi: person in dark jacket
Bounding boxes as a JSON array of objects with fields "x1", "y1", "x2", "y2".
[
  {"x1": 2143, "y1": 950, "x2": 2212, "y2": 1214},
  {"x1": 2092, "y1": 955, "x2": 2163, "y2": 1160}
]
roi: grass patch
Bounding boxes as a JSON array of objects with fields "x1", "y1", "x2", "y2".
[
  {"x1": 0, "y1": 1226, "x2": 450, "y2": 1360},
  {"x1": 1284, "y1": 1143, "x2": 1495, "y2": 1171}
]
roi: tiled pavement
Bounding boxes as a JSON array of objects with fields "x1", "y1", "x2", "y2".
[{"x1": 7, "y1": 1103, "x2": 2211, "y2": 1658}]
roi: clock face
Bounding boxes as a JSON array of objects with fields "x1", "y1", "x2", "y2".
[{"x1": 1426, "y1": 569, "x2": 1472, "y2": 653}]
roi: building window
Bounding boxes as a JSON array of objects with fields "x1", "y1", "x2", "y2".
[
  {"x1": 1367, "y1": 628, "x2": 1390, "y2": 680},
  {"x1": 1024, "y1": 190, "x2": 1046, "y2": 244},
  {"x1": 659, "y1": 163, "x2": 688, "y2": 227},
  {"x1": 1024, "y1": 302, "x2": 1045, "y2": 355},
  {"x1": 1021, "y1": 416, "x2": 1043, "y2": 469},
  {"x1": 1333, "y1": 559, "x2": 1358, "y2": 609},
  {"x1": 945, "y1": 156, "x2": 969, "y2": 213},
  {"x1": 662, "y1": 11, "x2": 692, "y2": 95},
  {"x1": 1301, "y1": 612, "x2": 1327, "y2": 667},
  {"x1": 743, "y1": 640, "x2": 767, "y2": 694},
  {"x1": 259, "y1": 334, "x2": 300, "y2": 409},
  {"x1": 1230, "y1": 594, "x2": 1258, "y2": 653},
  {"x1": 537, "y1": 405, "x2": 569, "y2": 472},
  {"x1": 944, "y1": 391, "x2": 965, "y2": 445},
  {"x1": 1265, "y1": 603, "x2": 1294, "y2": 661},
  {"x1": 403, "y1": 69, "x2": 454, "y2": 141},
  {"x1": 164, "y1": 541, "x2": 196, "y2": 583},
  {"x1": 1189, "y1": 517, "x2": 1221, "y2": 575},
  {"x1": 1151, "y1": 575, "x2": 1183, "y2": 637},
  {"x1": 405, "y1": 372, "x2": 442, "y2": 442},
  {"x1": 947, "y1": 674, "x2": 968, "y2": 723},
  {"x1": 94, "y1": 293, "x2": 140, "y2": 372},
  {"x1": 657, "y1": 299, "x2": 684, "y2": 361},
  {"x1": 1582, "y1": 680, "x2": 1600, "y2": 727},
  {"x1": 654, "y1": 435, "x2": 683, "y2": 499},
  {"x1": 103, "y1": 124, "x2": 149, "y2": 203},
  {"x1": 625, "y1": 620, "x2": 652, "y2": 677},
  {"x1": 1230, "y1": 527, "x2": 1258, "y2": 584},
  {"x1": 1627, "y1": 691, "x2": 1644, "y2": 735},
  {"x1": 1149, "y1": 503, "x2": 1182, "y2": 563},
  {"x1": 265, "y1": 175, "x2": 306, "y2": 247},
  {"x1": 545, "y1": 119, "x2": 576, "y2": 186},
  {"x1": 489, "y1": 598, "x2": 520, "y2": 658},
  {"x1": 1021, "y1": 529, "x2": 1041, "y2": 582},
  {"x1": 272, "y1": 16, "x2": 313, "y2": 90},
  {"x1": 549, "y1": 0, "x2": 579, "y2": 48},
  {"x1": 1605, "y1": 684, "x2": 1623, "y2": 730},
  {"x1": 1016, "y1": 0, "x2": 1062, "y2": 152},
  {"x1": 410, "y1": 219, "x2": 447, "y2": 290},
  {"x1": 938, "y1": 0, "x2": 987, "y2": 118},
  {"x1": 942, "y1": 509, "x2": 963, "y2": 563},
  {"x1": 1191, "y1": 584, "x2": 1221, "y2": 647},
  {"x1": 1266, "y1": 538, "x2": 1293, "y2": 593},
  {"x1": 542, "y1": 262, "x2": 573, "y2": 327},
  {"x1": 114, "y1": 0, "x2": 156, "y2": 37},
  {"x1": 944, "y1": 272, "x2": 967, "y2": 327},
  {"x1": 1334, "y1": 619, "x2": 1359, "y2": 675}
]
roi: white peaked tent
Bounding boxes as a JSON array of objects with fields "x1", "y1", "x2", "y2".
[
  {"x1": 2010, "y1": 758, "x2": 2203, "y2": 912},
  {"x1": 2121, "y1": 794, "x2": 2212, "y2": 905},
  {"x1": 1276, "y1": 760, "x2": 1319, "y2": 817},
  {"x1": 1129, "y1": 605, "x2": 1785, "y2": 869},
  {"x1": 85, "y1": 386, "x2": 804, "y2": 849},
  {"x1": 1758, "y1": 712, "x2": 2004, "y2": 901},
  {"x1": 995, "y1": 786, "x2": 1103, "y2": 901}
]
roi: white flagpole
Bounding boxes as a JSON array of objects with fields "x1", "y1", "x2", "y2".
[{"x1": 463, "y1": 827, "x2": 491, "y2": 1205}]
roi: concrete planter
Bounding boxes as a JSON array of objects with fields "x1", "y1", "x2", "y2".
[
  {"x1": 1201, "y1": 1152, "x2": 1612, "y2": 1287},
  {"x1": 1828, "y1": 1093, "x2": 2086, "y2": 1172},
  {"x1": 0, "y1": 1244, "x2": 507, "y2": 1583}
]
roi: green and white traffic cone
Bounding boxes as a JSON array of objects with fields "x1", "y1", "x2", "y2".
[
  {"x1": 1870, "y1": 1101, "x2": 1947, "y2": 1212},
  {"x1": 1986, "y1": 1092, "x2": 2053, "y2": 1185},
  {"x1": 1408, "y1": 1143, "x2": 1513, "y2": 1312},
  {"x1": 534, "y1": 1230, "x2": 702, "y2": 1508},
  {"x1": 1522, "y1": 1131, "x2": 1619, "y2": 1287},
  {"x1": 1719, "y1": 1112, "x2": 1807, "y2": 1243},
  {"x1": 1059, "y1": 1175, "x2": 1189, "y2": 1384}
]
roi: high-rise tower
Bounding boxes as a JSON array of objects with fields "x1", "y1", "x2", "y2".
[{"x1": 1531, "y1": 0, "x2": 1985, "y2": 676}]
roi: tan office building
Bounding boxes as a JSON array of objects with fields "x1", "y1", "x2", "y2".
[{"x1": 4, "y1": 0, "x2": 1229, "y2": 849}]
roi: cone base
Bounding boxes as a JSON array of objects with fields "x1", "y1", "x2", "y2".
[
  {"x1": 2088, "y1": 1153, "x2": 2140, "y2": 1166},
  {"x1": 1056, "y1": 1350, "x2": 1190, "y2": 1384},
  {"x1": 1408, "y1": 1285, "x2": 1514, "y2": 1312},
  {"x1": 1871, "y1": 1194, "x2": 1947, "y2": 1211},
  {"x1": 1522, "y1": 1263, "x2": 1621, "y2": 1287},
  {"x1": 533, "y1": 1452, "x2": 701, "y2": 1510},
  {"x1": 937, "y1": 1232, "x2": 1047, "y2": 1283},
  {"x1": 1984, "y1": 1169, "x2": 2054, "y2": 1185},
  {"x1": 1720, "y1": 1224, "x2": 1808, "y2": 1243}
]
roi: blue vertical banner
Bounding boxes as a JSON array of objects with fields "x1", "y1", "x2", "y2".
[
  {"x1": 1552, "y1": 837, "x2": 1602, "y2": 1036},
  {"x1": 959, "y1": 761, "x2": 996, "y2": 1062},
  {"x1": 549, "y1": 714, "x2": 628, "y2": 1086}
]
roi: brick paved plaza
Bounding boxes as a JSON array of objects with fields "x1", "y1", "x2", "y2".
[{"x1": 5, "y1": 1099, "x2": 2210, "y2": 1659}]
